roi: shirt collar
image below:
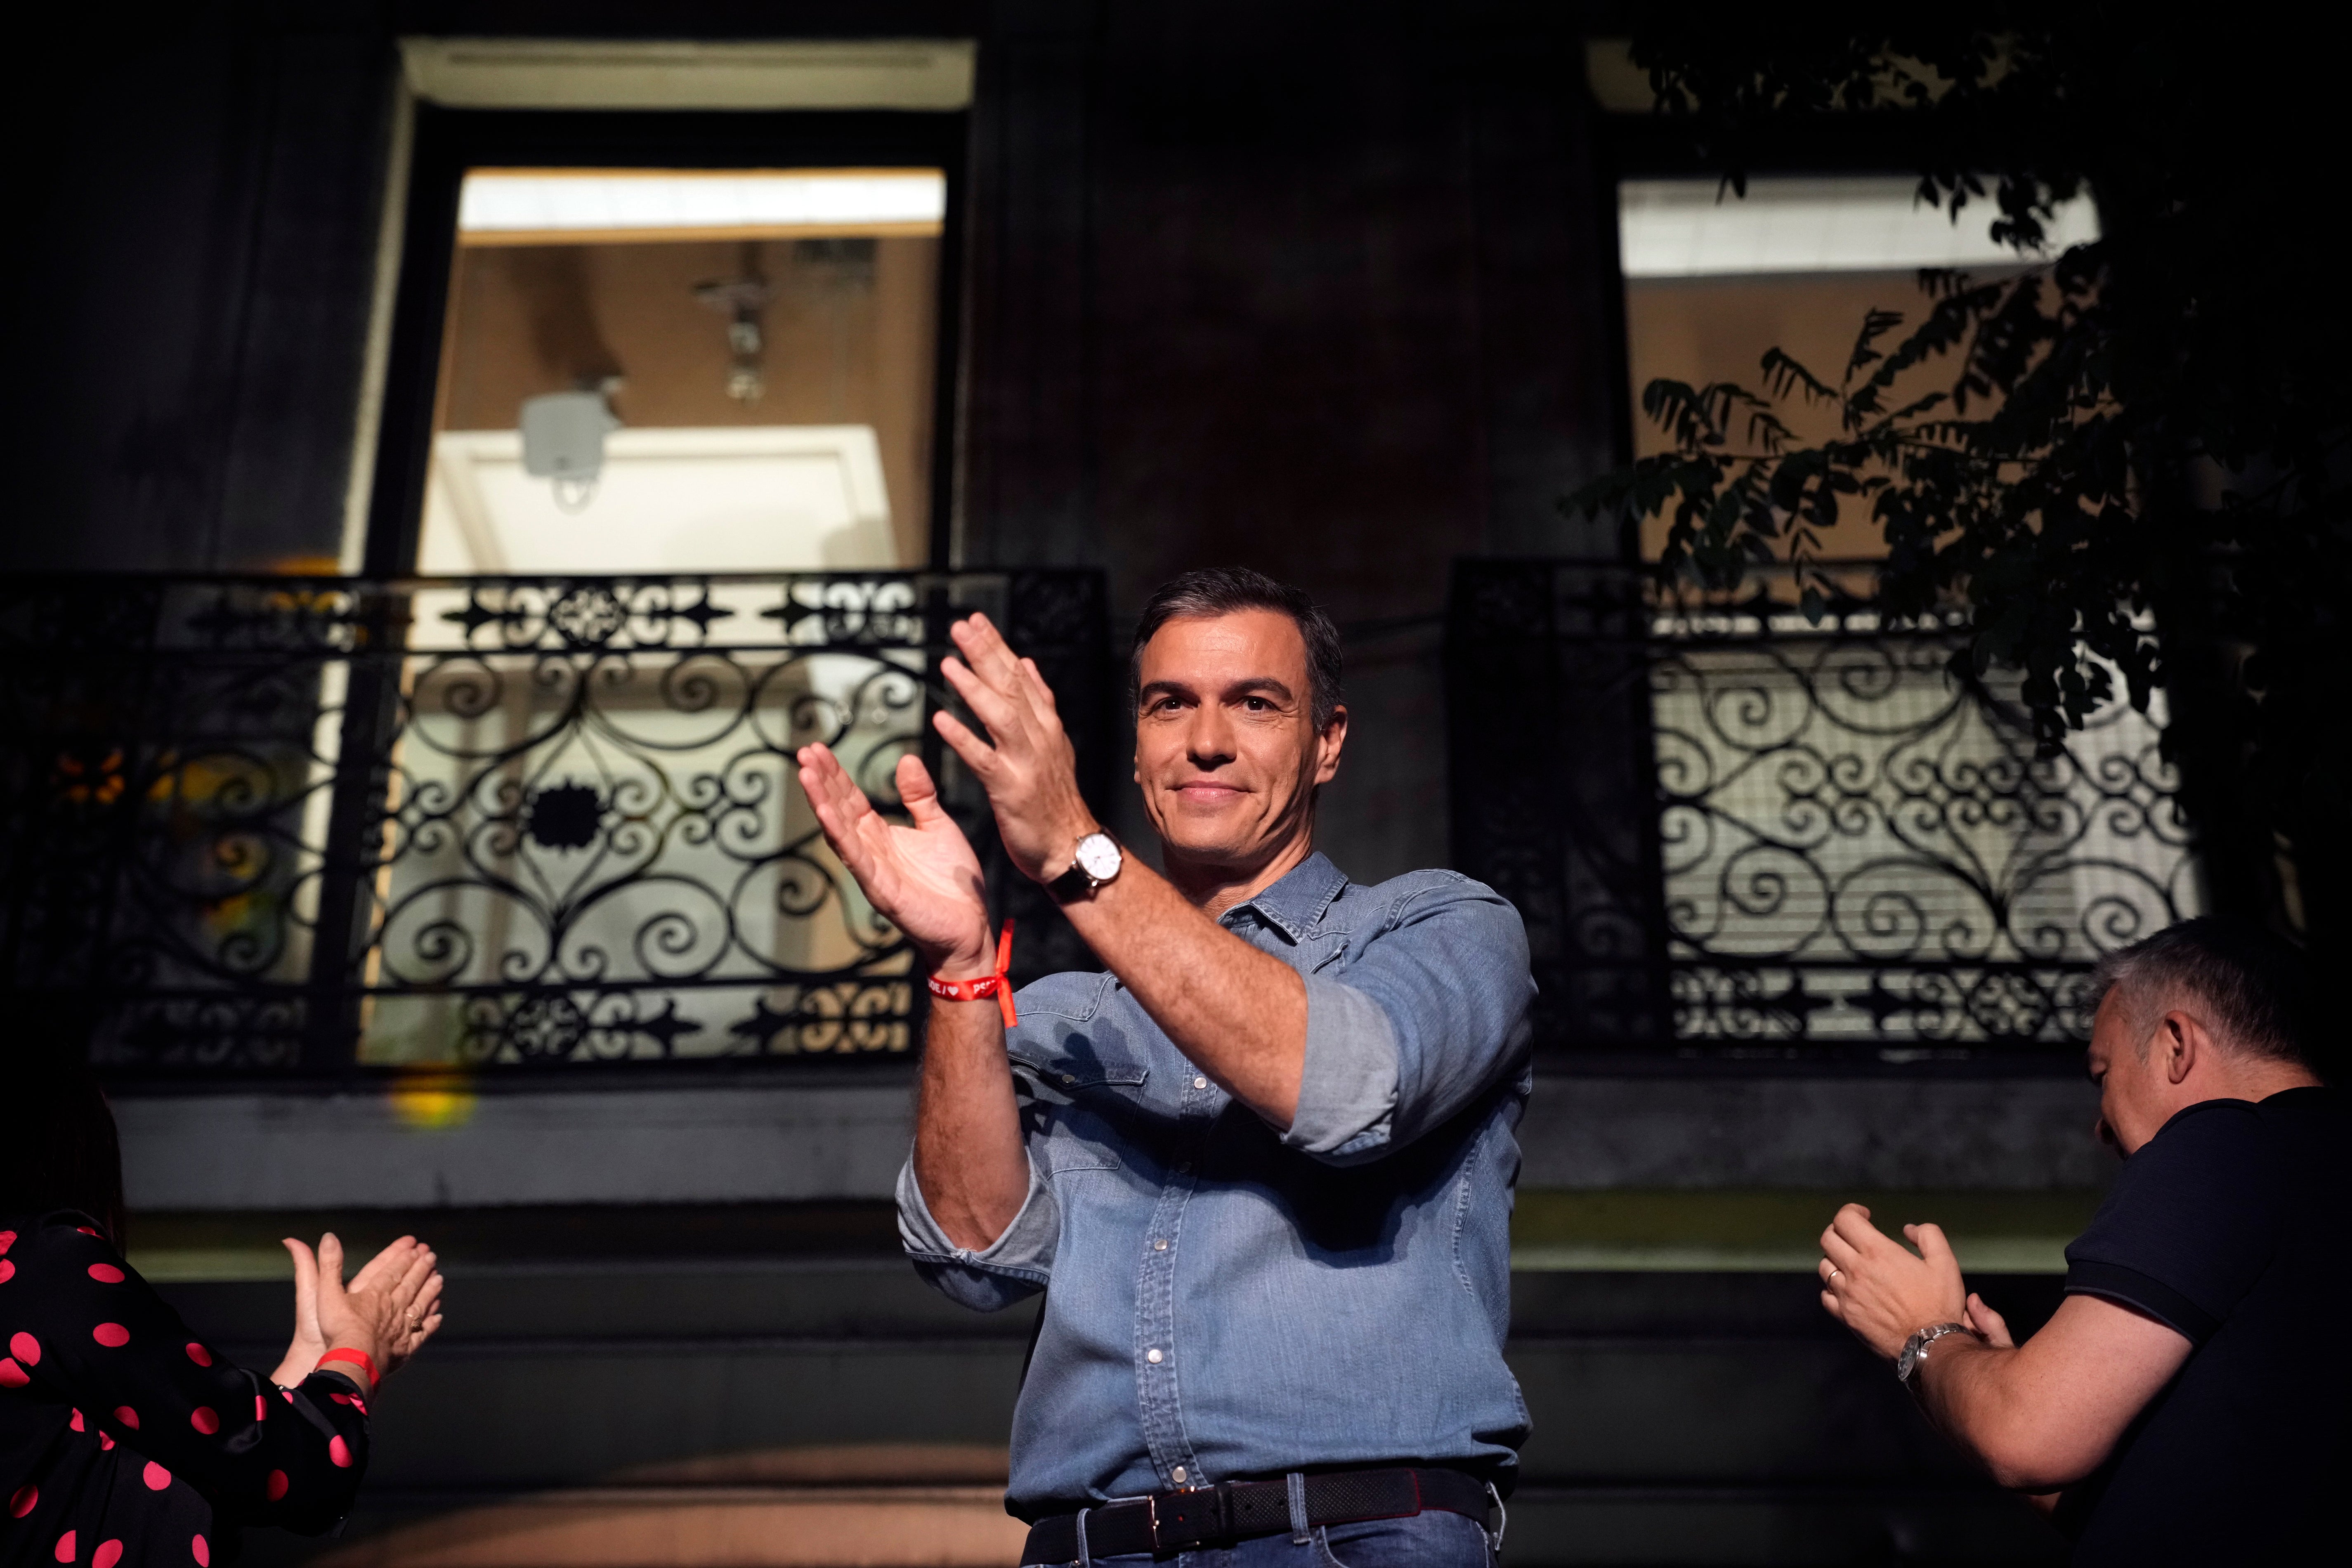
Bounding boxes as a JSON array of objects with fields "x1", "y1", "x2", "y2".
[{"x1": 1217, "y1": 851, "x2": 1348, "y2": 942}]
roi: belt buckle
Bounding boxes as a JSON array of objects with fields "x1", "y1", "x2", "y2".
[{"x1": 1146, "y1": 1483, "x2": 1228, "y2": 1552}]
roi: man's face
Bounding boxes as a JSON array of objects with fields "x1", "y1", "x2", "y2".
[
  {"x1": 2087, "y1": 988, "x2": 2171, "y2": 1155},
  {"x1": 1133, "y1": 609, "x2": 1345, "y2": 871}
]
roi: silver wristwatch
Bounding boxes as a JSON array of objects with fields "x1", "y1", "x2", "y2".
[
  {"x1": 1047, "y1": 830, "x2": 1122, "y2": 904},
  {"x1": 1896, "y1": 1322, "x2": 1972, "y2": 1385}
]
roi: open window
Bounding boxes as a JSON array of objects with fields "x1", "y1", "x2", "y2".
[
  {"x1": 364, "y1": 106, "x2": 966, "y2": 577},
  {"x1": 421, "y1": 167, "x2": 947, "y2": 574},
  {"x1": 335, "y1": 104, "x2": 970, "y2": 1066},
  {"x1": 1594, "y1": 174, "x2": 2198, "y2": 1053}
]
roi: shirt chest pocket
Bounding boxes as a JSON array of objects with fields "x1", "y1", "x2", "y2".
[
  {"x1": 1012, "y1": 1039, "x2": 1150, "y2": 1176},
  {"x1": 1011, "y1": 1041, "x2": 1151, "y2": 1095}
]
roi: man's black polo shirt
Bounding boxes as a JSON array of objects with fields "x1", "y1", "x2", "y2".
[{"x1": 2055, "y1": 1086, "x2": 2346, "y2": 1563}]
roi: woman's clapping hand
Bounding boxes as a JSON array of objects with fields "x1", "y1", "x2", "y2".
[{"x1": 271, "y1": 1233, "x2": 444, "y2": 1388}]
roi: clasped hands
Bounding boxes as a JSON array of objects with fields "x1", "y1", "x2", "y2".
[
  {"x1": 1818, "y1": 1203, "x2": 2015, "y2": 1361},
  {"x1": 796, "y1": 613, "x2": 1096, "y2": 979}
]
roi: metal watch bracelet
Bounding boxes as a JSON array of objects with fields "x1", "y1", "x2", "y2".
[{"x1": 1896, "y1": 1321, "x2": 1973, "y2": 1385}]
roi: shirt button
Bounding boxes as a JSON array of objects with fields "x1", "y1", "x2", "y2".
[
  {"x1": 1061, "y1": 1074, "x2": 1074, "y2": 1084},
  {"x1": 1153, "y1": 1239, "x2": 1168, "y2": 1251},
  {"x1": 1193, "y1": 1075, "x2": 1208, "y2": 1090},
  {"x1": 1146, "y1": 1348, "x2": 1164, "y2": 1364},
  {"x1": 1171, "y1": 1466, "x2": 1188, "y2": 1483}
]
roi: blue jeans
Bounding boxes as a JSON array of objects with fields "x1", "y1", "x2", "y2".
[{"x1": 1035, "y1": 1506, "x2": 1496, "y2": 1567}]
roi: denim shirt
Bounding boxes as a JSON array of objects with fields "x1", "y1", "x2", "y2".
[{"x1": 896, "y1": 852, "x2": 1537, "y2": 1518}]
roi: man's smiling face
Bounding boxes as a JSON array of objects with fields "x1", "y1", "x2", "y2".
[{"x1": 1132, "y1": 609, "x2": 1344, "y2": 874}]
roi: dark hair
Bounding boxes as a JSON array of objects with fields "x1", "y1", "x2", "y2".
[
  {"x1": 0, "y1": 1006, "x2": 128, "y2": 1245},
  {"x1": 2089, "y1": 916, "x2": 2313, "y2": 1067},
  {"x1": 1129, "y1": 567, "x2": 1344, "y2": 728}
]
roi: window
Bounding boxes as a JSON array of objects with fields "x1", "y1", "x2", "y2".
[
  {"x1": 422, "y1": 168, "x2": 947, "y2": 574},
  {"x1": 342, "y1": 105, "x2": 968, "y2": 1065},
  {"x1": 1608, "y1": 176, "x2": 2195, "y2": 1051},
  {"x1": 362, "y1": 105, "x2": 965, "y2": 579}
]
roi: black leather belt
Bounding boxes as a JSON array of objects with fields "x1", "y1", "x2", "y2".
[{"x1": 1021, "y1": 1466, "x2": 1490, "y2": 1563}]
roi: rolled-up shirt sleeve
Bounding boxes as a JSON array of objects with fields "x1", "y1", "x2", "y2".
[
  {"x1": 1281, "y1": 874, "x2": 1533, "y2": 1164},
  {"x1": 896, "y1": 1152, "x2": 1059, "y2": 1311}
]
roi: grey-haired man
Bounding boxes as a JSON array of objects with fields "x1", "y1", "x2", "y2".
[{"x1": 1819, "y1": 918, "x2": 2345, "y2": 1563}]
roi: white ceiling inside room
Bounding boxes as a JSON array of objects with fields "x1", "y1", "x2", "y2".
[{"x1": 1618, "y1": 176, "x2": 2102, "y2": 278}]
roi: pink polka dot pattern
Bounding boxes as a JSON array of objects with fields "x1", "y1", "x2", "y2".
[
  {"x1": 254, "y1": 1393, "x2": 268, "y2": 1421},
  {"x1": 85, "y1": 1264, "x2": 124, "y2": 1285},
  {"x1": 73, "y1": 1228, "x2": 100, "y2": 1238},
  {"x1": 52, "y1": 1530, "x2": 73, "y2": 1563},
  {"x1": 111, "y1": 1406, "x2": 138, "y2": 1430},
  {"x1": 97, "y1": 1433, "x2": 114, "y2": 1452},
  {"x1": 9, "y1": 1332, "x2": 38, "y2": 1365},
  {"x1": 9, "y1": 1483, "x2": 35, "y2": 1518},
  {"x1": 328, "y1": 1435, "x2": 353, "y2": 1469},
  {"x1": 192, "y1": 1537, "x2": 210, "y2": 1567},
  {"x1": 91, "y1": 1323, "x2": 129, "y2": 1348},
  {"x1": 265, "y1": 1470, "x2": 290, "y2": 1501},
  {"x1": 143, "y1": 1462, "x2": 171, "y2": 1491},
  {"x1": 93, "y1": 1540, "x2": 122, "y2": 1568},
  {"x1": 0, "y1": 1229, "x2": 17, "y2": 1253},
  {"x1": 68, "y1": 1410, "x2": 83, "y2": 1431},
  {"x1": 0, "y1": 1359, "x2": 26, "y2": 1389},
  {"x1": 0, "y1": 1259, "x2": 15, "y2": 1283},
  {"x1": 190, "y1": 1407, "x2": 220, "y2": 1435},
  {"x1": 185, "y1": 1342, "x2": 212, "y2": 1366}
]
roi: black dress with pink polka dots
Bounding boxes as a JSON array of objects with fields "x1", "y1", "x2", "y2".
[{"x1": 1, "y1": 1213, "x2": 370, "y2": 1568}]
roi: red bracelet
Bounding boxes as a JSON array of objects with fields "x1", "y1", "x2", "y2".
[
  {"x1": 927, "y1": 921, "x2": 1018, "y2": 1027},
  {"x1": 316, "y1": 1348, "x2": 378, "y2": 1389}
]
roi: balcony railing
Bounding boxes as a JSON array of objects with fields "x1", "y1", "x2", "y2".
[
  {"x1": 7, "y1": 560, "x2": 2197, "y2": 1076},
  {"x1": 1447, "y1": 562, "x2": 2202, "y2": 1061},
  {"x1": 0, "y1": 571, "x2": 1110, "y2": 1076}
]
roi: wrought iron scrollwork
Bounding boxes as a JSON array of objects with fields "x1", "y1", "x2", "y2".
[
  {"x1": 1448, "y1": 562, "x2": 2201, "y2": 1058},
  {"x1": 0, "y1": 571, "x2": 1109, "y2": 1074}
]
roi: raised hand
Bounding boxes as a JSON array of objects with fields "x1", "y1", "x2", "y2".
[
  {"x1": 312, "y1": 1233, "x2": 443, "y2": 1386},
  {"x1": 1817, "y1": 1203, "x2": 1971, "y2": 1360},
  {"x1": 345, "y1": 1234, "x2": 445, "y2": 1377},
  {"x1": 269, "y1": 1238, "x2": 329, "y2": 1386},
  {"x1": 796, "y1": 744, "x2": 994, "y2": 975},
  {"x1": 932, "y1": 614, "x2": 1098, "y2": 883}
]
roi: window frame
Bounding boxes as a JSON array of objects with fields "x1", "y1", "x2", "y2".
[{"x1": 362, "y1": 104, "x2": 970, "y2": 578}]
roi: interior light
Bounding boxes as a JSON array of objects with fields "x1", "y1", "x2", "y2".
[{"x1": 519, "y1": 390, "x2": 621, "y2": 512}]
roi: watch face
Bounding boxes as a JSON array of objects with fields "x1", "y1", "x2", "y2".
[{"x1": 1074, "y1": 833, "x2": 1122, "y2": 881}]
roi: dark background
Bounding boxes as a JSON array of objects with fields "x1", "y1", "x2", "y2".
[{"x1": 4, "y1": 5, "x2": 2089, "y2": 1564}]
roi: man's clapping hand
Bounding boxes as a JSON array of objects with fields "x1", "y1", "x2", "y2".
[
  {"x1": 930, "y1": 613, "x2": 1099, "y2": 885},
  {"x1": 796, "y1": 613, "x2": 1096, "y2": 975},
  {"x1": 795, "y1": 745, "x2": 996, "y2": 978},
  {"x1": 1817, "y1": 1202, "x2": 1973, "y2": 1360}
]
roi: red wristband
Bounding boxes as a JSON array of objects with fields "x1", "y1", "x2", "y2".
[
  {"x1": 927, "y1": 921, "x2": 1018, "y2": 1027},
  {"x1": 316, "y1": 1348, "x2": 378, "y2": 1389}
]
